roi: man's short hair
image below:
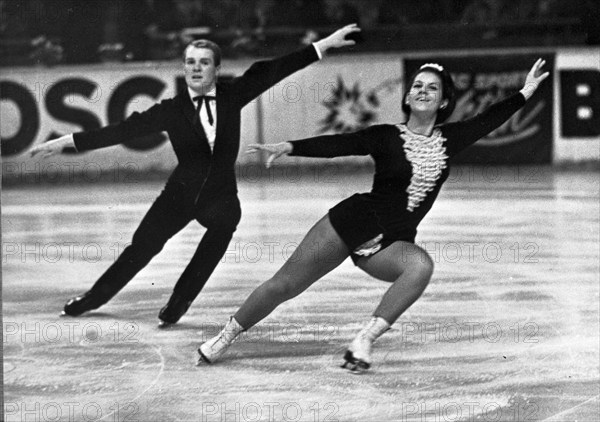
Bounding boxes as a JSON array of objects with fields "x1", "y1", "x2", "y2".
[{"x1": 183, "y1": 40, "x2": 222, "y2": 66}]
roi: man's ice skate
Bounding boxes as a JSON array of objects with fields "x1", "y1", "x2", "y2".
[
  {"x1": 341, "y1": 316, "x2": 390, "y2": 373},
  {"x1": 197, "y1": 317, "x2": 244, "y2": 365}
]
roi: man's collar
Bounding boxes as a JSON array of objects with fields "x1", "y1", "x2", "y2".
[{"x1": 188, "y1": 86, "x2": 217, "y2": 103}]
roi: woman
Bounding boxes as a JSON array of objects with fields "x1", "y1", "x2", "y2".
[{"x1": 197, "y1": 59, "x2": 549, "y2": 372}]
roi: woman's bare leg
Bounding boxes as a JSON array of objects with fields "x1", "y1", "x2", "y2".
[
  {"x1": 234, "y1": 215, "x2": 350, "y2": 329},
  {"x1": 341, "y1": 241, "x2": 434, "y2": 371},
  {"x1": 357, "y1": 241, "x2": 434, "y2": 324}
]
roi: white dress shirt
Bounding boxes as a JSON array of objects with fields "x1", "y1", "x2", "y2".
[{"x1": 188, "y1": 87, "x2": 217, "y2": 151}]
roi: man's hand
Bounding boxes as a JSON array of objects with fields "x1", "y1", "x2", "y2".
[
  {"x1": 247, "y1": 142, "x2": 293, "y2": 168},
  {"x1": 30, "y1": 134, "x2": 75, "y2": 158},
  {"x1": 314, "y1": 24, "x2": 361, "y2": 54},
  {"x1": 520, "y1": 58, "x2": 550, "y2": 100}
]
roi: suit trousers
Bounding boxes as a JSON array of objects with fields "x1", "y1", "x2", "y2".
[{"x1": 89, "y1": 182, "x2": 241, "y2": 303}]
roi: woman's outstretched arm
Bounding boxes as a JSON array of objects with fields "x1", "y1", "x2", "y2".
[
  {"x1": 443, "y1": 59, "x2": 550, "y2": 156},
  {"x1": 247, "y1": 125, "x2": 383, "y2": 167}
]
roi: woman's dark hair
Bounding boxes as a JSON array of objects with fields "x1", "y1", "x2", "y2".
[
  {"x1": 402, "y1": 64, "x2": 457, "y2": 124},
  {"x1": 183, "y1": 39, "x2": 222, "y2": 66}
]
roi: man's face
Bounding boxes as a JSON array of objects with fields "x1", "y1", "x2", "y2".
[{"x1": 184, "y1": 47, "x2": 219, "y2": 94}]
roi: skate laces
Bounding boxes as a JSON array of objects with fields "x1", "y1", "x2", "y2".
[
  {"x1": 356, "y1": 317, "x2": 391, "y2": 345},
  {"x1": 210, "y1": 318, "x2": 243, "y2": 350}
]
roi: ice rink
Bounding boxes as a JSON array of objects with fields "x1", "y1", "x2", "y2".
[{"x1": 2, "y1": 167, "x2": 599, "y2": 421}]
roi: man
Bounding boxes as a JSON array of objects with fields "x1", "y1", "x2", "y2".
[{"x1": 30, "y1": 24, "x2": 361, "y2": 327}]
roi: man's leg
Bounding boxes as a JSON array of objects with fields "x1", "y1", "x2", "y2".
[
  {"x1": 159, "y1": 195, "x2": 241, "y2": 324},
  {"x1": 64, "y1": 184, "x2": 193, "y2": 316}
]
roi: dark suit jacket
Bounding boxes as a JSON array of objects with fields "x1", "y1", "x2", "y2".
[{"x1": 73, "y1": 46, "x2": 320, "y2": 203}]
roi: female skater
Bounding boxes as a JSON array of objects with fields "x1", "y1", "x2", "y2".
[{"x1": 197, "y1": 59, "x2": 549, "y2": 372}]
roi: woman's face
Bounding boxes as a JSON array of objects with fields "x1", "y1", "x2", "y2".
[{"x1": 406, "y1": 71, "x2": 446, "y2": 116}]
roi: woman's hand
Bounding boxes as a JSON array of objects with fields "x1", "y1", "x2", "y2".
[
  {"x1": 520, "y1": 58, "x2": 550, "y2": 100},
  {"x1": 247, "y1": 142, "x2": 293, "y2": 168},
  {"x1": 314, "y1": 24, "x2": 361, "y2": 54},
  {"x1": 30, "y1": 134, "x2": 75, "y2": 158}
]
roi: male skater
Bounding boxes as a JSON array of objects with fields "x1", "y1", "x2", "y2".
[{"x1": 31, "y1": 24, "x2": 361, "y2": 327}]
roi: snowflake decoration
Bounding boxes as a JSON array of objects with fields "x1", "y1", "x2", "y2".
[
  {"x1": 319, "y1": 76, "x2": 377, "y2": 133},
  {"x1": 318, "y1": 76, "x2": 402, "y2": 134}
]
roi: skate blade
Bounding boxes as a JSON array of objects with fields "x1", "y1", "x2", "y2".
[
  {"x1": 196, "y1": 347, "x2": 212, "y2": 366},
  {"x1": 157, "y1": 320, "x2": 174, "y2": 329},
  {"x1": 341, "y1": 350, "x2": 370, "y2": 374}
]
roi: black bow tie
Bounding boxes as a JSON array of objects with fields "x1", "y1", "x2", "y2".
[{"x1": 193, "y1": 95, "x2": 215, "y2": 126}]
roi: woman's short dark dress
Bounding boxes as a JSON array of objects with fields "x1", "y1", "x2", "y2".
[{"x1": 289, "y1": 93, "x2": 526, "y2": 264}]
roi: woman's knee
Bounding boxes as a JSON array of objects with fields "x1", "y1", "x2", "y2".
[
  {"x1": 422, "y1": 250, "x2": 435, "y2": 273},
  {"x1": 408, "y1": 250, "x2": 434, "y2": 281},
  {"x1": 394, "y1": 243, "x2": 434, "y2": 279}
]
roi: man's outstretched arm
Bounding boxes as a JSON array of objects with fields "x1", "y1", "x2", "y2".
[
  {"x1": 234, "y1": 24, "x2": 361, "y2": 107},
  {"x1": 30, "y1": 100, "x2": 170, "y2": 157}
]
